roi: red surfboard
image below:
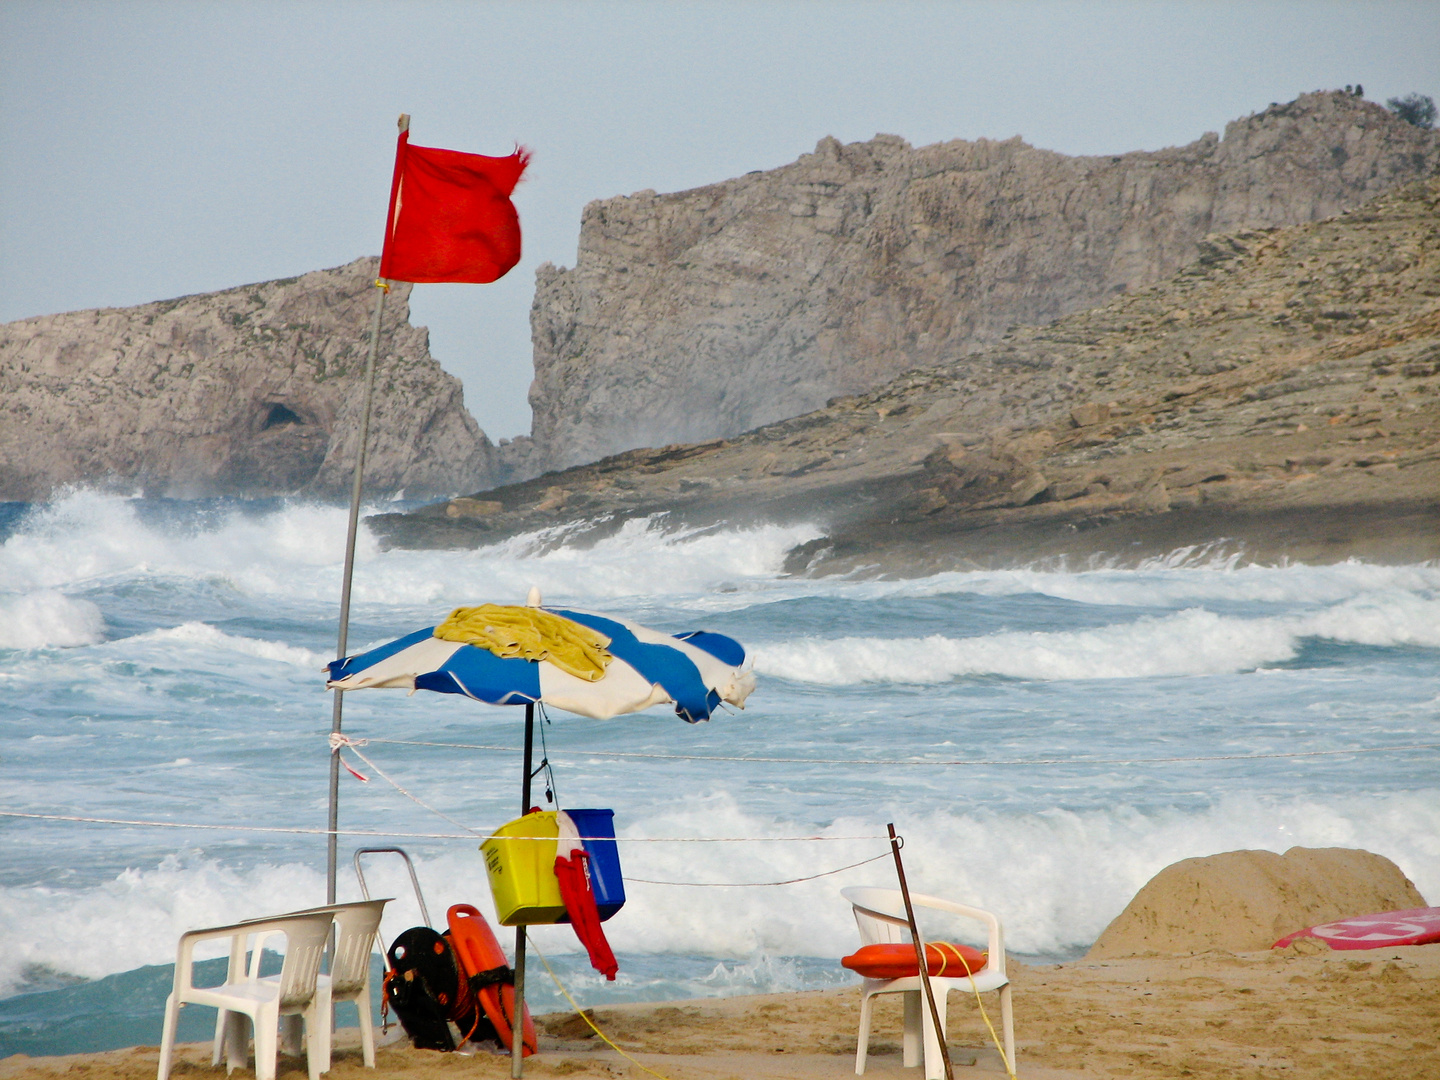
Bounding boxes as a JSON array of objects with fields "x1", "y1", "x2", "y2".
[{"x1": 1273, "y1": 906, "x2": 1440, "y2": 951}]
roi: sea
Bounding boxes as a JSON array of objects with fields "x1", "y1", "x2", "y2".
[{"x1": 2, "y1": 489, "x2": 1438, "y2": 1056}]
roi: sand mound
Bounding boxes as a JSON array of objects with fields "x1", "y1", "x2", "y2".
[{"x1": 1087, "y1": 846, "x2": 1425, "y2": 958}]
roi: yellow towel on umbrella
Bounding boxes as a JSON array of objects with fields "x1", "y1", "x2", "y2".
[{"x1": 434, "y1": 605, "x2": 613, "y2": 682}]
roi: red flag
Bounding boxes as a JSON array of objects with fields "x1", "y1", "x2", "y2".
[{"x1": 379, "y1": 127, "x2": 530, "y2": 284}]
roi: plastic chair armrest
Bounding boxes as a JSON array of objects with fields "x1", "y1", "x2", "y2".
[
  {"x1": 910, "y1": 894, "x2": 1006, "y2": 972},
  {"x1": 172, "y1": 914, "x2": 333, "y2": 996}
]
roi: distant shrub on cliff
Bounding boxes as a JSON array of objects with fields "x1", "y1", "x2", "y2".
[{"x1": 1386, "y1": 93, "x2": 1436, "y2": 128}]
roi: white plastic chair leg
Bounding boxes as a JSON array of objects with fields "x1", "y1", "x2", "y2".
[
  {"x1": 920, "y1": 982, "x2": 950, "y2": 1080},
  {"x1": 999, "y1": 983, "x2": 1016, "y2": 1070},
  {"x1": 902, "y1": 990, "x2": 922, "y2": 1067},
  {"x1": 211, "y1": 1009, "x2": 227, "y2": 1066},
  {"x1": 280, "y1": 1013, "x2": 304, "y2": 1056},
  {"x1": 157, "y1": 993, "x2": 180, "y2": 1080},
  {"x1": 253, "y1": 1005, "x2": 279, "y2": 1080},
  {"x1": 222, "y1": 1012, "x2": 248, "y2": 1075},
  {"x1": 310, "y1": 984, "x2": 333, "y2": 1074},
  {"x1": 302, "y1": 1001, "x2": 324, "y2": 1080},
  {"x1": 355, "y1": 985, "x2": 375, "y2": 1068},
  {"x1": 854, "y1": 988, "x2": 877, "y2": 1074}
]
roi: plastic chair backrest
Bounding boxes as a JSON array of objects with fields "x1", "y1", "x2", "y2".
[
  {"x1": 270, "y1": 914, "x2": 332, "y2": 1009},
  {"x1": 843, "y1": 886, "x2": 913, "y2": 945},
  {"x1": 328, "y1": 899, "x2": 387, "y2": 997},
  {"x1": 840, "y1": 885, "x2": 1006, "y2": 976}
]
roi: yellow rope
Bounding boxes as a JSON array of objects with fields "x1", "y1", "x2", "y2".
[
  {"x1": 528, "y1": 941, "x2": 675, "y2": 1080},
  {"x1": 960, "y1": 966, "x2": 1017, "y2": 1080}
]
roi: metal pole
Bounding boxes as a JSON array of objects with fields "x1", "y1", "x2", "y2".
[
  {"x1": 888, "y1": 823, "x2": 954, "y2": 1080},
  {"x1": 512, "y1": 702, "x2": 536, "y2": 1077},
  {"x1": 326, "y1": 277, "x2": 389, "y2": 905},
  {"x1": 521, "y1": 702, "x2": 536, "y2": 811}
]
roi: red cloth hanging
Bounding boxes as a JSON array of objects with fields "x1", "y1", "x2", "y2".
[
  {"x1": 554, "y1": 849, "x2": 619, "y2": 980},
  {"x1": 379, "y1": 128, "x2": 530, "y2": 284}
]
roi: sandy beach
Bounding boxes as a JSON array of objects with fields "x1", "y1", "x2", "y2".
[{"x1": 4, "y1": 942, "x2": 1436, "y2": 1080}]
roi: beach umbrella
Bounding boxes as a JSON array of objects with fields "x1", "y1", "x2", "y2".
[
  {"x1": 324, "y1": 591, "x2": 753, "y2": 1077},
  {"x1": 325, "y1": 595, "x2": 753, "y2": 723}
]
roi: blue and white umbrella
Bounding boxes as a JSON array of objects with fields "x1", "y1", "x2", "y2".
[
  {"x1": 325, "y1": 598, "x2": 753, "y2": 1072},
  {"x1": 326, "y1": 603, "x2": 754, "y2": 722}
]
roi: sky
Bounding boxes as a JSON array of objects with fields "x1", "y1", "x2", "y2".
[{"x1": 2, "y1": 2, "x2": 1437, "y2": 440}]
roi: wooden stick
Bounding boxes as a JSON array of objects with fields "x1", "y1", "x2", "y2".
[{"x1": 888, "y1": 823, "x2": 954, "y2": 1080}]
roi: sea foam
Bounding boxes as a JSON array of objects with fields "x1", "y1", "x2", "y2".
[
  {"x1": 0, "y1": 591, "x2": 105, "y2": 650},
  {"x1": 2, "y1": 790, "x2": 1438, "y2": 998}
]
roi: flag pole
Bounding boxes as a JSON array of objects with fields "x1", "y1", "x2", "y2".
[{"x1": 326, "y1": 113, "x2": 409, "y2": 904}]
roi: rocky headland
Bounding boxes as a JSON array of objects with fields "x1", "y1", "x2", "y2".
[
  {"x1": 373, "y1": 172, "x2": 1440, "y2": 572},
  {"x1": 5, "y1": 91, "x2": 1436, "y2": 540},
  {"x1": 0, "y1": 258, "x2": 496, "y2": 500},
  {"x1": 527, "y1": 91, "x2": 1439, "y2": 472}
]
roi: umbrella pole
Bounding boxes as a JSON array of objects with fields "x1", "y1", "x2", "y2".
[
  {"x1": 511, "y1": 701, "x2": 535, "y2": 1078},
  {"x1": 326, "y1": 277, "x2": 390, "y2": 906}
]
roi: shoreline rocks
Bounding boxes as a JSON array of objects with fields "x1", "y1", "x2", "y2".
[{"x1": 0, "y1": 258, "x2": 499, "y2": 500}]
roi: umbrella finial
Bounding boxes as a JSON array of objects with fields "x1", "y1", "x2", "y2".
[{"x1": 526, "y1": 586, "x2": 542, "y2": 608}]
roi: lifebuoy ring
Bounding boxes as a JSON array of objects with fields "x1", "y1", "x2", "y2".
[
  {"x1": 448, "y1": 904, "x2": 538, "y2": 1056},
  {"x1": 1273, "y1": 906, "x2": 1440, "y2": 951}
]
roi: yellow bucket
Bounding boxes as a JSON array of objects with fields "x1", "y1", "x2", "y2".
[{"x1": 481, "y1": 810, "x2": 566, "y2": 925}]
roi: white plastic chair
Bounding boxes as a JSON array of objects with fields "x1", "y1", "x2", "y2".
[
  {"x1": 158, "y1": 909, "x2": 333, "y2": 1080},
  {"x1": 842, "y1": 886, "x2": 1015, "y2": 1079},
  {"x1": 212, "y1": 900, "x2": 390, "y2": 1074},
  {"x1": 312, "y1": 898, "x2": 388, "y2": 1070}
]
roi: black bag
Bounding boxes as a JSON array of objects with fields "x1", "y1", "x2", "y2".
[{"x1": 384, "y1": 926, "x2": 492, "y2": 1051}]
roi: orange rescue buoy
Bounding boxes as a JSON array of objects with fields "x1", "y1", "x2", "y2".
[
  {"x1": 841, "y1": 941, "x2": 987, "y2": 980},
  {"x1": 447, "y1": 904, "x2": 538, "y2": 1056}
]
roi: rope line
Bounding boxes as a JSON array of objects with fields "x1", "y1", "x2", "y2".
[
  {"x1": 624, "y1": 850, "x2": 891, "y2": 887},
  {"x1": 528, "y1": 939, "x2": 675, "y2": 1080},
  {"x1": 0, "y1": 809, "x2": 883, "y2": 843},
  {"x1": 356, "y1": 736, "x2": 1440, "y2": 768},
  {"x1": 333, "y1": 737, "x2": 894, "y2": 884},
  {"x1": 331, "y1": 734, "x2": 486, "y2": 836},
  {"x1": 0, "y1": 809, "x2": 478, "y2": 839}
]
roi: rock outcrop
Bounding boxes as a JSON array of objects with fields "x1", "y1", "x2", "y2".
[
  {"x1": 0, "y1": 258, "x2": 497, "y2": 500},
  {"x1": 1087, "y1": 848, "x2": 1426, "y2": 957},
  {"x1": 372, "y1": 174, "x2": 1440, "y2": 570},
  {"x1": 528, "y1": 92, "x2": 1440, "y2": 472}
]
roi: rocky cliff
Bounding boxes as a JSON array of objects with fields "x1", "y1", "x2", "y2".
[
  {"x1": 0, "y1": 258, "x2": 497, "y2": 500},
  {"x1": 374, "y1": 173, "x2": 1440, "y2": 571},
  {"x1": 527, "y1": 91, "x2": 1440, "y2": 472}
]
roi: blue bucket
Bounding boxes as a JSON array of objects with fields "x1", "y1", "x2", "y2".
[{"x1": 564, "y1": 808, "x2": 626, "y2": 922}]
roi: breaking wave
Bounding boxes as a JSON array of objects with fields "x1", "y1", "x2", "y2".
[
  {"x1": 2, "y1": 791, "x2": 1438, "y2": 998},
  {"x1": 0, "y1": 591, "x2": 105, "y2": 650},
  {"x1": 758, "y1": 592, "x2": 1440, "y2": 684}
]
